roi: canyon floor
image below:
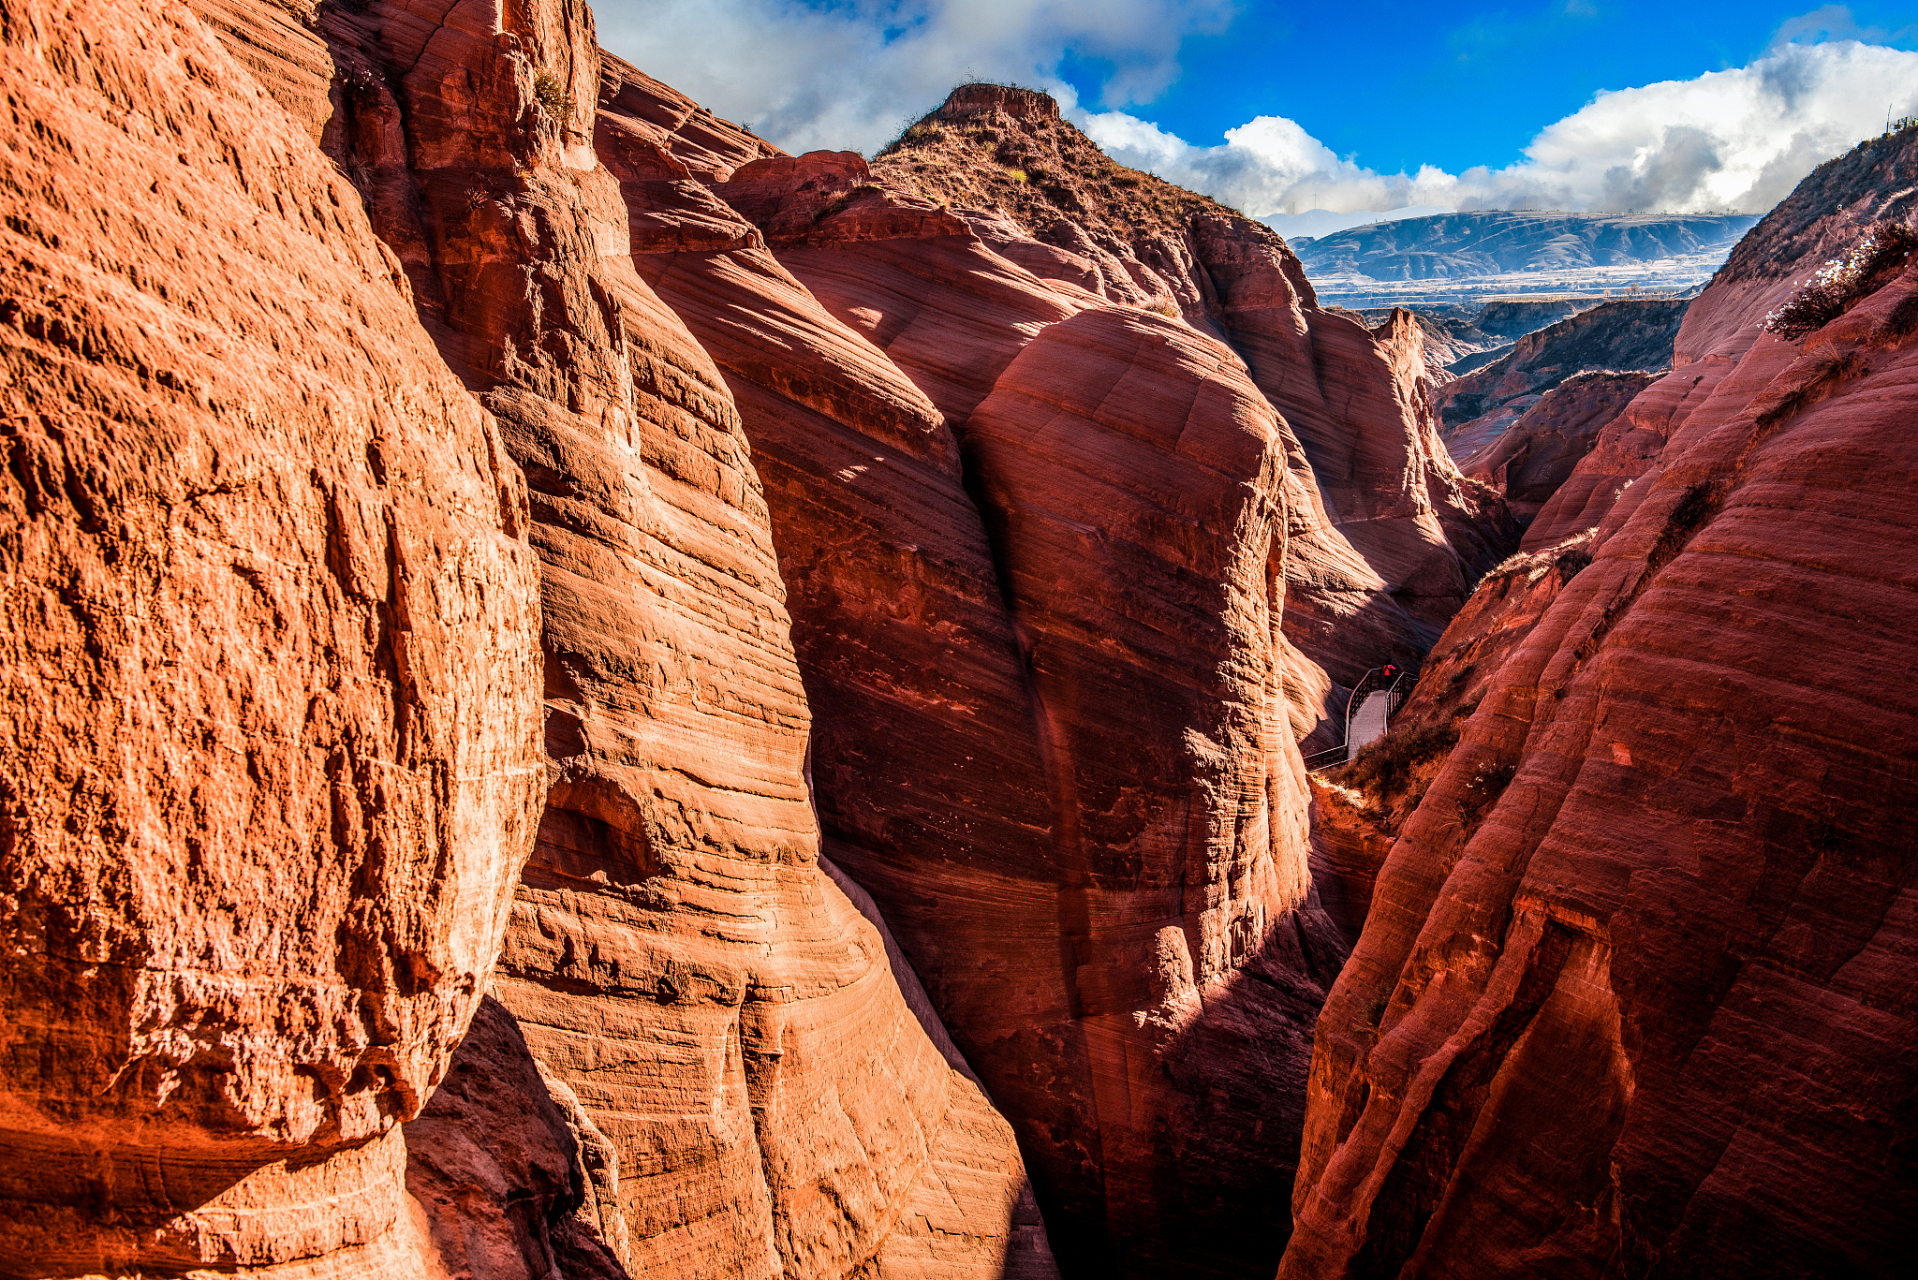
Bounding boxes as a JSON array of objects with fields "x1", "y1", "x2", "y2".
[{"x1": 1, "y1": 3, "x2": 1915, "y2": 1279}]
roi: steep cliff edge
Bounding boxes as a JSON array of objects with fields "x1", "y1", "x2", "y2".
[
  {"x1": 0, "y1": 1, "x2": 545, "y2": 1272},
  {"x1": 874, "y1": 88, "x2": 1515, "y2": 688},
  {"x1": 1456, "y1": 371, "x2": 1657, "y2": 530},
  {"x1": 1279, "y1": 129, "x2": 1918, "y2": 1280},
  {"x1": 4, "y1": 0, "x2": 1053, "y2": 1275}
]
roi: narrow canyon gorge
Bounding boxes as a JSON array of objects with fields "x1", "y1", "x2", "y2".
[{"x1": 0, "y1": 3, "x2": 1911, "y2": 1279}]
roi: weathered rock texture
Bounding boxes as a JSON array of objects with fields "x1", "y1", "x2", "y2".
[
  {"x1": 593, "y1": 74, "x2": 1511, "y2": 1277},
  {"x1": 1278, "y1": 129, "x2": 1918, "y2": 1280},
  {"x1": 2, "y1": 0, "x2": 1054, "y2": 1275},
  {"x1": 1527, "y1": 126, "x2": 1918, "y2": 552},
  {"x1": 1436, "y1": 298, "x2": 1686, "y2": 434},
  {"x1": 868, "y1": 87, "x2": 1515, "y2": 714},
  {"x1": 0, "y1": 0, "x2": 545, "y2": 1273},
  {"x1": 405, "y1": 997, "x2": 629, "y2": 1279},
  {"x1": 1456, "y1": 371, "x2": 1657, "y2": 527},
  {"x1": 299, "y1": 3, "x2": 1056, "y2": 1277}
]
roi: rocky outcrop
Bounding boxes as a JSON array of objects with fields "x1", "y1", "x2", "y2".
[
  {"x1": 0, "y1": 1, "x2": 546, "y2": 1273},
  {"x1": 600, "y1": 73, "x2": 1440, "y2": 1277},
  {"x1": 405, "y1": 998, "x2": 628, "y2": 1279},
  {"x1": 1278, "y1": 129, "x2": 1918, "y2": 1280},
  {"x1": 1456, "y1": 371, "x2": 1657, "y2": 526},
  {"x1": 0, "y1": 1, "x2": 1056, "y2": 1276},
  {"x1": 1519, "y1": 128, "x2": 1918, "y2": 553},
  {"x1": 301, "y1": 4, "x2": 1054, "y2": 1278},
  {"x1": 873, "y1": 89, "x2": 1515, "y2": 678},
  {"x1": 1436, "y1": 298, "x2": 1687, "y2": 433}
]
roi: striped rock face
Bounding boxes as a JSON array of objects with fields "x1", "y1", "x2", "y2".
[
  {"x1": 0, "y1": 0, "x2": 545, "y2": 1272},
  {"x1": 1280, "y1": 128, "x2": 1918, "y2": 1280}
]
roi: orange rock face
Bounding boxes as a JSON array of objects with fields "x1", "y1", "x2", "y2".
[
  {"x1": 0, "y1": 1, "x2": 544, "y2": 1272},
  {"x1": 307, "y1": 4, "x2": 1054, "y2": 1277},
  {"x1": 1279, "y1": 131, "x2": 1918, "y2": 1280},
  {"x1": 599, "y1": 74, "x2": 1510, "y2": 1277},
  {"x1": 4, "y1": 0, "x2": 1053, "y2": 1275}
]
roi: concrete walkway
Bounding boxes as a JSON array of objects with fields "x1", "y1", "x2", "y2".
[{"x1": 1346, "y1": 691, "x2": 1393, "y2": 762}]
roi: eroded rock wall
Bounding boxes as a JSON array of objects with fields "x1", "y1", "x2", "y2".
[
  {"x1": 1279, "y1": 133, "x2": 1918, "y2": 1280},
  {"x1": 305, "y1": 3, "x2": 1052, "y2": 1277},
  {"x1": 0, "y1": 0, "x2": 545, "y2": 1272},
  {"x1": 597, "y1": 72, "x2": 1375, "y2": 1279}
]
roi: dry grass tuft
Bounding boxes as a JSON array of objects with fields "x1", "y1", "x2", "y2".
[{"x1": 1764, "y1": 220, "x2": 1917, "y2": 339}]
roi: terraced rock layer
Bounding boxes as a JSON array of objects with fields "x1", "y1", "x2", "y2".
[
  {"x1": 5, "y1": 0, "x2": 1053, "y2": 1276},
  {"x1": 1279, "y1": 127, "x2": 1918, "y2": 1280},
  {"x1": 302, "y1": 3, "x2": 1054, "y2": 1277}
]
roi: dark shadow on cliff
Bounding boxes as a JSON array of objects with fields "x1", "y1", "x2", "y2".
[
  {"x1": 1123, "y1": 881, "x2": 1354, "y2": 1280},
  {"x1": 406, "y1": 996, "x2": 633, "y2": 1280}
]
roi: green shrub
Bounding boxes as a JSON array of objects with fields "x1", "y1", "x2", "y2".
[{"x1": 1334, "y1": 721, "x2": 1461, "y2": 798}]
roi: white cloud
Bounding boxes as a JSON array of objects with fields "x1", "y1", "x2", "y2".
[
  {"x1": 1074, "y1": 39, "x2": 1918, "y2": 216},
  {"x1": 593, "y1": 0, "x2": 1232, "y2": 154},
  {"x1": 596, "y1": 3, "x2": 1918, "y2": 217}
]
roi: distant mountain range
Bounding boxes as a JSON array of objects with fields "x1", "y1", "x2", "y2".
[{"x1": 1287, "y1": 210, "x2": 1761, "y2": 310}]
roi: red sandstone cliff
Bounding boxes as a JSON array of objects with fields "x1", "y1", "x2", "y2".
[
  {"x1": 1456, "y1": 371, "x2": 1657, "y2": 530},
  {"x1": 306, "y1": 3, "x2": 1055, "y2": 1276},
  {"x1": 583, "y1": 67, "x2": 1517, "y2": 1276},
  {"x1": 1278, "y1": 128, "x2": 1918, "y2": 1280},
  {"x1": 597, "y1": 72, "x2": 1351, "y2": 1275},
  {"x1": 1525, "y1": 129, "x2": 1918, "y2": 551},
  {"x1": 0, "y1": 1, "x2": 545, "y2": 1272},
  {"x1": 3, "y1": 0, "x2": 1055, "y2": 1275}
]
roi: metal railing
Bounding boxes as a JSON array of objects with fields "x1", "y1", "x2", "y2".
[{"x1": 1303, "y1": 666, "x2": 1415, "y2": 773}]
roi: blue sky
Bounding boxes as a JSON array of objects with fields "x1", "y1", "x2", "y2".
[
  {"x1": 598, "y1": 2, "x2": 1918, "y2": 216},
  {"x1": 1075, "y1": 2, "x2": 1918, "y2": 176}
]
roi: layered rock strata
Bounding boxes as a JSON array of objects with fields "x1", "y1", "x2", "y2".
[
  {"x1": 592, "y1": 73, "x2": 1501, "y2": 1277},
  {"x1": 864, "y1": 88, "x2": 1513, "y2": 711},
  {"x1": 1279, "y1": 131, "x2": 1918, "y2": 1280},
  {"x1": 5, "y1": 0, "x2": 1055, "y2": 1275},
  {"x1": 1455, "y1": 371, "x2": 1657, "y2": 527},
  {"x1": 1436, "y1": 298, "x2": 1687, "y2": 434},
  {"x1": 1527, "y1": 126, "x2": 1918, "y2": 551},
  {"x1": 302, "y1": 3, "x2": 1055, "y2": 1277},
  {"x1": 0, "y1": 1, "x2": 545, "y2": 1273}
]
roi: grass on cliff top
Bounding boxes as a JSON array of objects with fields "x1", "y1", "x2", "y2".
[
  {"x1": 1764, "y1": 219, "x2": 1918, "y2": 339},
  {"x1": 870, "y1": 92, "x2": 1243, "y2": 257}
]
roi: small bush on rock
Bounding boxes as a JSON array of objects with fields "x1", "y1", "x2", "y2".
[
  {"x1": 533, "y1": 70, "x2": 571, "y2": 120},
  {"x1": 1335, "y1": 721, "x2": 1462, "y2": 798},
  {"x1": 1764, "y1": 220, "x2": 1917, "y2": 339}
]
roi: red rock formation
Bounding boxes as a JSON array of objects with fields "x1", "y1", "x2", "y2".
[
  {"x1": 592, "y1": 72, "x2": 1520, "y2": 1276},
  {"x1": 1526, "y1": 129, "x2": 1918, "y2": 552},
  {"x1": 1457, "y1": 371, "x2": 1655, "y2": 528},
  {"x1": 1300, "y1": 529, "x2": 1597, "y2": 966},
  {"x1": 1279, "y1": 132, "x2": 1918, "y2": 1280},
  {"x1": 0, "y1": 1, "x2": 545, "y2": 1272},
  {"x1": 1434, "y1": 298, "x2": 1686, "y2": 435},
  {"x1": 1517, "y1": 367, "x2": 1717, "y2": 550},
  {"x1": 405, "y1": 998, "x2": 629, "y2": 1279},
  {"x1": 812, "y1": 90, "x2": 1515, "y2": 729},
  {"x1": 305, "y1": 4, "x2": 1053, "y2": 1277},
  {"x1": 1193, "y1": 225, "x2": 1515, "y2": 660}
]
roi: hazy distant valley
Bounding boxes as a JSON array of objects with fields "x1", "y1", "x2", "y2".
[{"x1": 1288, "y1": 209, "x2": 1759, "y2": 309}]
